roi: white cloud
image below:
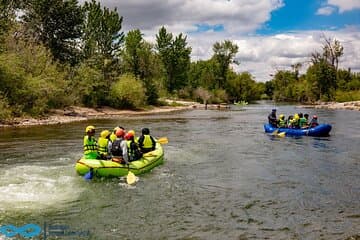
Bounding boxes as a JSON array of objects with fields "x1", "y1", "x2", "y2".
[
  {"x1": 316, "y1": 6, "x2": 336, "y2": 15},
  {"x1": 79, "y1": 1, "x2": 360, "y2": 82},
  {"x1": 327, "y1": 0, "x2": 360, "y2": 13}
]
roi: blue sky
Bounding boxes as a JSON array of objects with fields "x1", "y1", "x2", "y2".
[{"x1": 258, "y1": 0, "x2": 360, "y2": 34}]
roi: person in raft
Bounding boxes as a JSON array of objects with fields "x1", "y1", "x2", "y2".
[
  {"x1": 125, "y1": 131, "x2": 143, "y2": 161},
  {"x1": 110, "y1": 126, "x2": 126, "y2": 142},
  {"x1": 83, "y1": 125, "x2": 99, "y2": 159},
  {"x1": 309, "y1": 115, "x2": 319, "y2": 127},
  {"x1": 278, "y1": 114, "x2": 287, "y2": 127},
  {"x1": 268, "y1": 109, "x2": 278, "y2": 127},
  {"x1": 138, "y1": 128, "x2": 156, "y2": 153},
  {"x1": 97, "y1": 130, "x2": 112, "y2": 160},
  {"x1": 111, "y1": 128, "x2": 129, "y2": 164}
]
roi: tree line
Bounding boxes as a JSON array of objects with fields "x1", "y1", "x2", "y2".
[{"x1": 0, "y1": 0, "x2": 359, "y2": 121}]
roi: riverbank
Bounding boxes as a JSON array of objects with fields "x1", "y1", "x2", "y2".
[
  {"x1": 300, "y1": 100, "x2": 360, "y2": 111},
  {"x1": 0, "y1": 100, "x2": 211, "y2": 127}
]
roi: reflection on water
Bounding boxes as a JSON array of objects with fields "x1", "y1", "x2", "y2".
[{"x1": 0, "y1": 102, "x2": 359, "y2": 239}]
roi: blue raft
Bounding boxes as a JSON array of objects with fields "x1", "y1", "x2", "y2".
[{"x1": 264, "y1": 123, "x2": 332, "y2": 137}]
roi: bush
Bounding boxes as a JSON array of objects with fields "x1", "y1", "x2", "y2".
[
  {"x1": 335, "y1": 90, "x2": 360, "y2": 102},
  {"x1": 72, "y1": 64, "x2": 105, "y2": 107},
  {"x1": 110, "y1": 74, "x2": 146, "y2": 109},
  {"x1": 0, "y1": 39, "x2": 70, "y2": 116},
  {"x1": 0, "y1": 95, "x2": 12, "y2": 122}
]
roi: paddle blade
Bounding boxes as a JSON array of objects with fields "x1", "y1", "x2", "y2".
[
  {"x1": 126, "y1": 171, "x2": 136, "y2": 185},
  {"x1": 157, "y1": 137, "x2": 168, "y2": 144},
  {"x1": 271, "y1": 129, "x2": 279, "y2": 135},
  {"x1": 84, "y1": 169, "x2": 93, "y2": 180},
  {"x1": 277, "y1": 132, "x2": 286, "y2": 137}
]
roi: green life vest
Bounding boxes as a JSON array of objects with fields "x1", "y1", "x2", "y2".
[
  {"x1": 299, "y1": 117, "x2": 307, "y2": 127},
  {"x1": 278, "y1": 119, "x2": 286, "y2": 127},
  {"x1": 83, "y1": 135, "x2": 98, "y2": 159}
]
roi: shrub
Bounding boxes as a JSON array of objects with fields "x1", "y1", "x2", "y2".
[
  {"x1": 110, "y1": 74, "x2": 146, "y2": 109},
  {"x1": 0, "y1": 95, "x2": 12, "y2": 122},
  {"x1": 335, "y1": 90, "x2": 360, "y2": 102}
]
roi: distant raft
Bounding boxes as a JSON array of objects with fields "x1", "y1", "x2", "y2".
[
  {"x1": 75, "y1": 143, "x2": 164, "y2": 178},
  {"x1": 264, "y1": 123, "x2": 332, "y2": 137}
]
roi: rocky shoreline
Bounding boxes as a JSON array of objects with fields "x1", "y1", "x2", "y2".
[
  {"x1": 0, "y1": 100, "x2": 211, "y2": 128},
  {"x1": 300, "y1": 101, "x2": 360, "y2": 111}
]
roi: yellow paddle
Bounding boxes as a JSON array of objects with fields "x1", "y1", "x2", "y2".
[
  {"x1": 271, "y1": 129, "x2": 279, "y2": 135},
  {"x1": 126, "y1": 171, "x2": 136, "y2": 185},
  {"x1": 277, "y1": 132, "x2": 286, "y2": 137},
  {"x1": 126, "y1": 165, "x2": 136, "y2": 185},
  {"x1": 157, "y1": 137, "x2": 168, "y2": 144}
]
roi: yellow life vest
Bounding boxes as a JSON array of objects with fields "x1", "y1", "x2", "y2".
[
  {"x1": 97, "y1": 137, "x2": 109, "y2": 155},
  {"x1": 110, "y1": 133, "x2": 117, "y2": 142},
  {"x1": 139, "y1": 135, "x2": 155, "y2": 152}
]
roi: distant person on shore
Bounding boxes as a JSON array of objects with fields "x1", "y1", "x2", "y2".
[
  {"x1": 268, "y1": 109, "x2": 278, "y2": 127},
  {"x1": 83, "y1": 125, "x2": 99, "y2": 159},
  {"x1": 309, "y1": 115, "x2": 319, "y2": 128},
  {"x1": 97, "y1": 130, "x2": 112, "y2": 160},
  {"x1": 111, "y1": 129, "x2": 129, "y2": 164},
  {"x1": 138, "y1": 128, "x2": 156, "y2": 153}
]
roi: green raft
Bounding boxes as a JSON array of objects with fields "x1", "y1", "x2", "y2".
[{"x1": 75, "y1": 143, "x2": 164, "y2": 178}]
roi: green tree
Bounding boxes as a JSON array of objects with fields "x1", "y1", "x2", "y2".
[
  {"x1": 123, "y1": 29, "x2": 143, "y2": 78},
  {"x1": 21, "y1": 0, "x2": 83, "y2": 65},
  {"x1": 188, "y1": 59, "x2": 217, "y2": 90},
  {"x1": 227, "y1": 71, "x2": 258, "y2": 102},
  {"x1": 306, "y1": 59, "x2": 336, "y2": 101},
  {"x1": 155, "y1": 26, "x2": 191, "y2": 93},
  {"x1": 82, "y1": 0, "x2": 124, "y2": 61},
  {"x1": 122, "y1": 29, "x2": 160, "y2": 105},
  {"x1": 0, "y1": 0, "x2": 15, "y2": 51},
  {"x1": 211, "y1": 40, "x2": 238, "y2": 88}
]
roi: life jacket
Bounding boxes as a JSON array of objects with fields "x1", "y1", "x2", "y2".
[
  {"x1": 278, "y1": 119, "x2": 286, "y2": 127},
  {"x1": 128, "y1": 141, "x2": 143, "y2": 161},
  {"x1": 97, "y1": 137, "x2": 110, "y2": 156},
  {"x1": 310, "y1": 119, "x2": 318, "y2": 128},
  {"x1": 299, "y1": 117, "x2": 308, "y2": 128},
  {"x1": 138, "y1": 135, "x2": 156, "y2": 153},
  {"x1": 111, "y1": 139, "x2": 124, "y2": 157},
  {"x1": 83, "y1": 135, "x2": 98, "y2": 158},
  {"x1": 110, "y1": 133, "x2": 117, "y2": 142}
]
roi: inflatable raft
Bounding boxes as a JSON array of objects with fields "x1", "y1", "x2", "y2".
[
  {"x1": 264, "y1": 123, "x2": 332, "y2": 137},
  {"x1": 75, "y1": 143, "x2": 164, "y2": 178}
]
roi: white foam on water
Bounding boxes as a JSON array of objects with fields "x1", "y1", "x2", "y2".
[{"x1": 0, "y1": 165, "x2": 85, "y2": 211}]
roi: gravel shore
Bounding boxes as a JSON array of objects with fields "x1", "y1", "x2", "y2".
[{"x1": 300, "y1": 101, "x2": 360, "y2": 111}]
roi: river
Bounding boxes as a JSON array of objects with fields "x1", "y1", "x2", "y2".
[{"x1": 0, "y1": 102, "x2": 359, "y2": 240}]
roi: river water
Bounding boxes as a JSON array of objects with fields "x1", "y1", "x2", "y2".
[{"x1": 0, "y1": 102, "x2": 359, "y2": 240}]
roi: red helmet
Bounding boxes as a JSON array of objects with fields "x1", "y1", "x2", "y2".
[
  {"x1": 115, "y1": 129, "x2": 125, "y2": 137},
  {"x1": 125, "y1": 132, "x2": 134, "y2": 140}
]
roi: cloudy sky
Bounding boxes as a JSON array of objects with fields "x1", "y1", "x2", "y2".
[{"x1": 82, "y1": 0, "x2": 360, "y2": 82}]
